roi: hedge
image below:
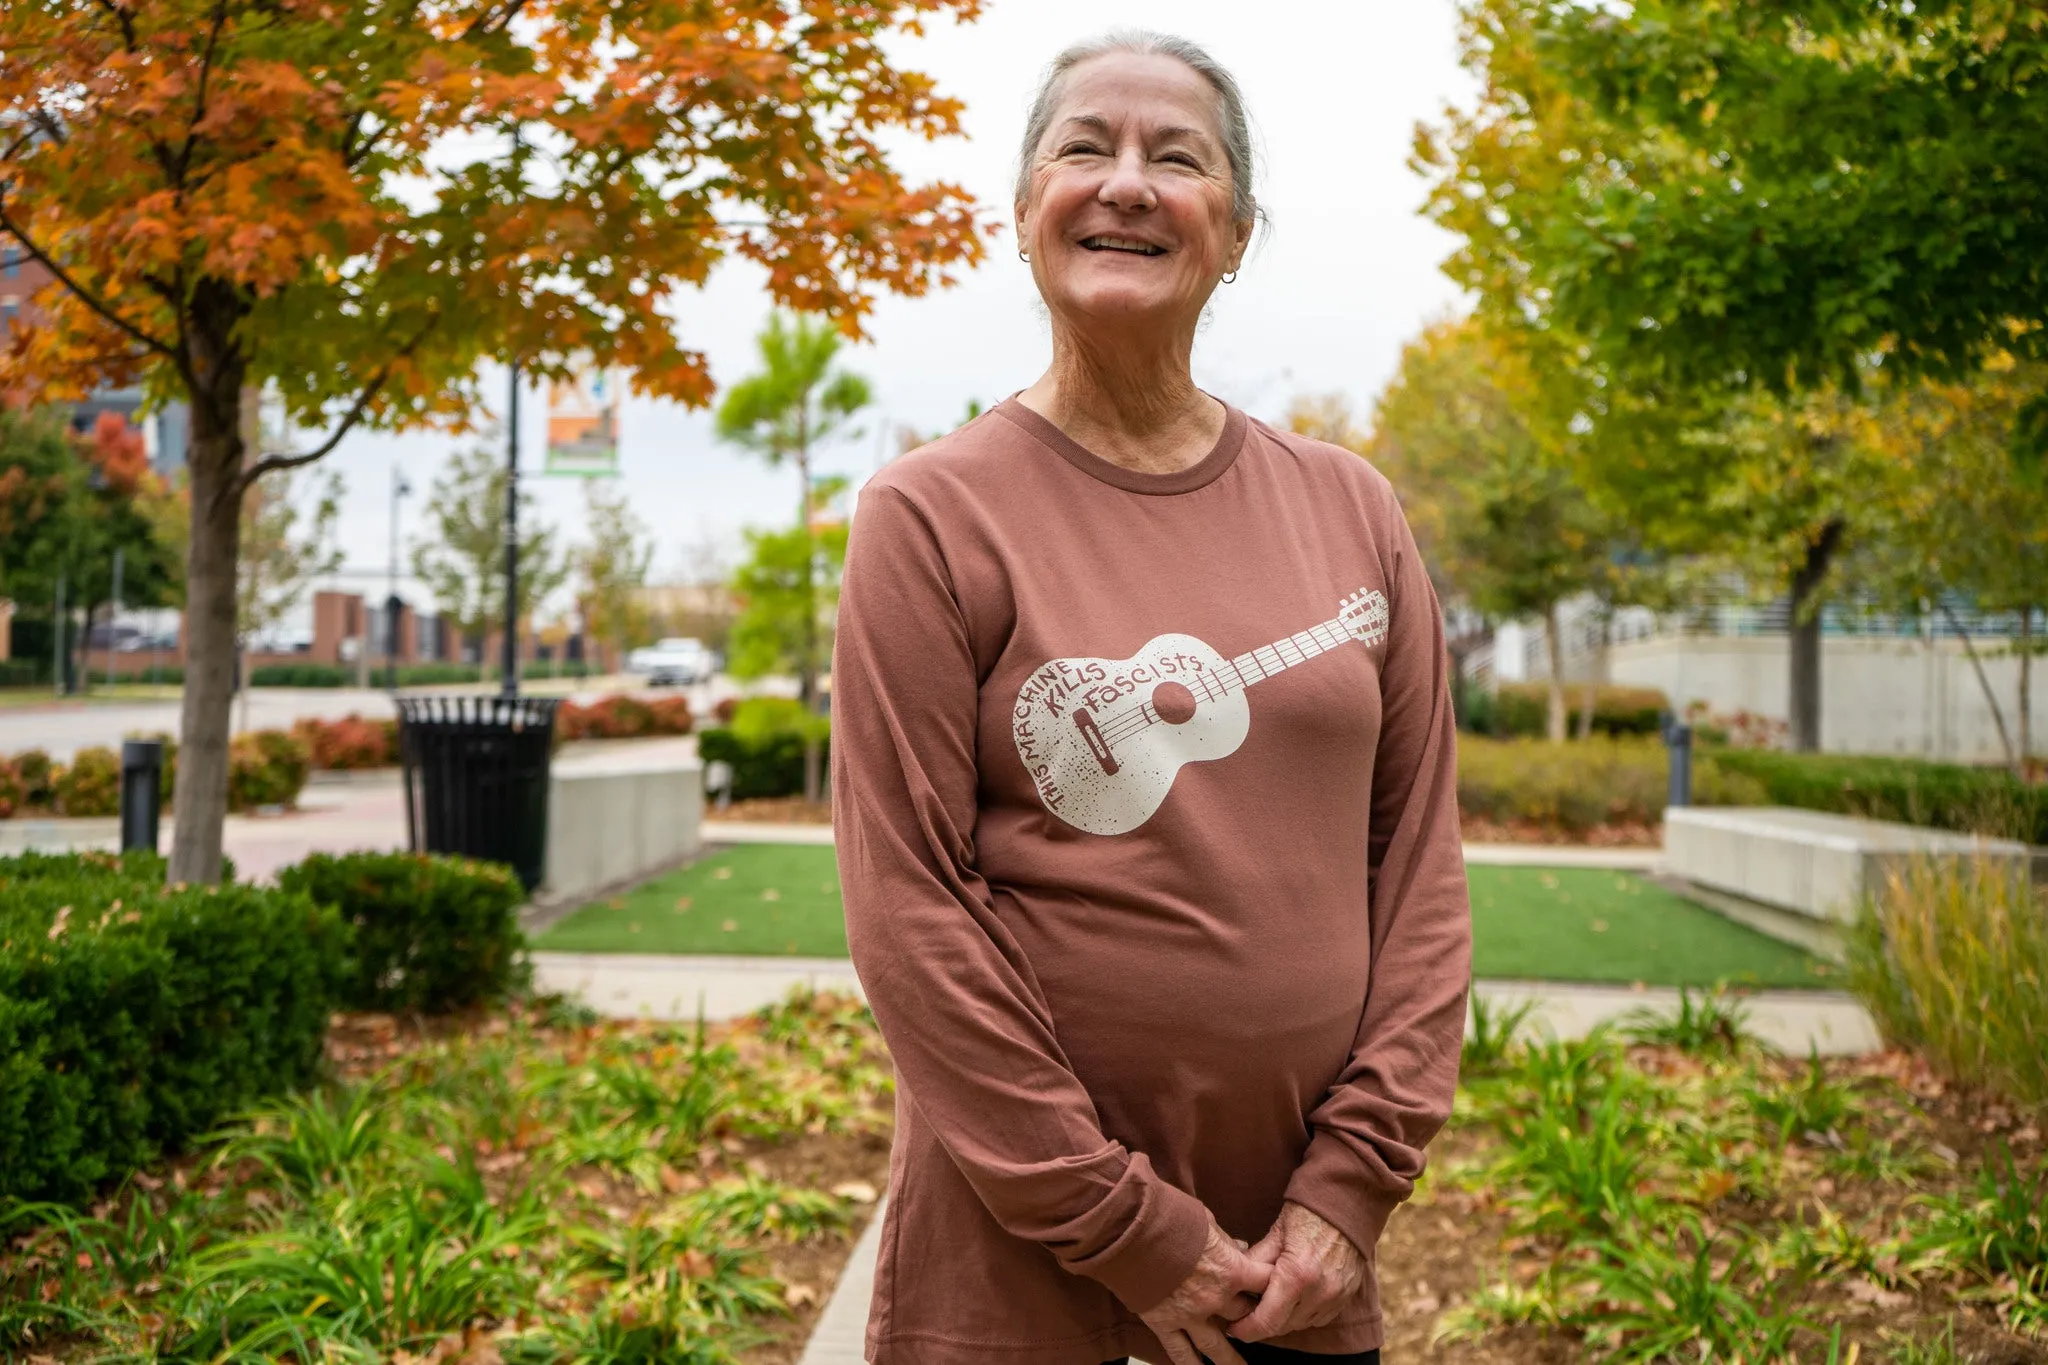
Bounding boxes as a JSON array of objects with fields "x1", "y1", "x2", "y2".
[
  {"x1": 1457, "y1": 736, "x2": 1767, "y2": 833},
  {"x1": 279, "y1": 851, "x2": 529, "y2": 1015},
  {"x1": 0, "y1": 851, "x2": 345, "y2": 1202},
  {"x1": 698, "y1": 698, "x2": 829, "y2": 801},
  {"x1": 292, "y1": 714, "x2": 399, "y2": 770},
  {"x1": 557, "y1": 693, "x2": 693, "y2": 742},
  {"x1": 1704, "y1": 749, "x2": 2048, "y2": 843},
  {"x1": 1460, "y1": 683, "x2": 1670, "y2": 739},
  {"x1": 0, "y1": 732, "x2": 313, "y2": 820}
]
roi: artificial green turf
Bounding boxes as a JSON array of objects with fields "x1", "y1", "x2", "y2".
[
  {"x1": 540, "y1": 845, "x2": 1831, "y2": 989},
  {"x1": 1468, "y1": 865, "x2": 1833, "y2": 989},
  {"x1": 538, "y1": 843, "x2": 847, "y2": 956}
]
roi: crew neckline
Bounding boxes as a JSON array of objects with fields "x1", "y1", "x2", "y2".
[{"x1": 993, "y1": 396, "x2": 1248, "y2": 496}]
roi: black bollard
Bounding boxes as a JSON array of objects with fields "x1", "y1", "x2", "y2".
[
  {"x1": 1665, "y1": 722, "x2": 1694, "y2": 810},
  {"x1": 120, "y1": 739, "x2": 164, "y2": 854}
]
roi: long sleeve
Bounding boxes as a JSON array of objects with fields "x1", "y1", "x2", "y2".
[
  {"x1": 832, "y1": 484, "x2": 1213, "y2": 1313},
  {"x1": 1281, "y1": 492, "x2": 1472, "y2": 1258}
]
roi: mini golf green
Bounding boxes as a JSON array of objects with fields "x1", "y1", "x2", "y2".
[{"x1": 538, "y1": 845, "x2": 1829, "y2": 988}]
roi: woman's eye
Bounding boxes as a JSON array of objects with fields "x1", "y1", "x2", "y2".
[
  {"x1": 1159, "y1": 152, "x2": 1200, "y2": 168},
  {"x1": 1059, "y1": 142, "x2": 1104, "y2": 157}
]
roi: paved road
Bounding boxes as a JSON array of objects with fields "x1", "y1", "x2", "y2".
[{"x1": 0, "y1": 679, "x2": 729, "y2": 761}]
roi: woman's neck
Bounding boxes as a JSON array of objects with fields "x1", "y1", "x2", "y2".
[{"x1": 1017, "y1": 323, "x2": 1224, "y2": 475}]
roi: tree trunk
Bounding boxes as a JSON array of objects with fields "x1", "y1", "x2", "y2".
[
  {"x1": 1941, "y1": 603, "x2": 2019, "y2": 774},
  {"x1": 1542, "y1": 603, "x2": 1568, "y2": 743},
  {"x1": 1787, "y1": 519, "x2": 1846, "y2": 753},
  {"x1": 795, "y1": 441, "x2": 821, "y2": 805},
  {"x1": 76, "y1": 597, "x2": 104, "y2": 695},
  {"x1": 1576, "y1": 602, "x2": 1609, "y2": 741},
  {"x1": 169, "y1": 397, "x2": 246, "y2": 885},
  {"x1": 2021, "y1": 607, "x2": 2035, "y2": 778}
]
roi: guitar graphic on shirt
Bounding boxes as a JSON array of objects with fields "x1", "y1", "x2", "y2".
[{"x1": 1011, "y1": 589, "x2": 1391, "y2": 836}]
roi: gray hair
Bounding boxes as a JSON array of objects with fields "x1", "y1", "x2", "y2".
[{"x1": 1015, "y1": 30, "x2": 1259, "y2": 226}]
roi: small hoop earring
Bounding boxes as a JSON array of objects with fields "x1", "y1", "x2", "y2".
[
  {"x1": 1019, "y1": 248, "x2": 1030, "y2": 263},
  {"x1": 1221, "y1": 270, "x2": 1238, "y2": 284}
]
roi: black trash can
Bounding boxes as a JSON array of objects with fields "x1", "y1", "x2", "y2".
[{"x1": 396, "y1": 695, "x2": 559, "y2": 891}]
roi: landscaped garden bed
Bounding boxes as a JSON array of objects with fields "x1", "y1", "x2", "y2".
[
  {"x1": 1376, "y1": 998, "x2": 2048, "y2": 1363},
  {"x1": 1, "y1": 990, "x2": 892, "y2": 1364}
]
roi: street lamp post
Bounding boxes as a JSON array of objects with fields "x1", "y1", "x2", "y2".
[
  {"x1": 387, "y1": 465, "x2": 411, "y2": 692},
  {"x1": 502, "y1": 362, "x2": 520, "y2": 700}
]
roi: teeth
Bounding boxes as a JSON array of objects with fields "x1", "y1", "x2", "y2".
[{"x1": 1082, "y1": 236, "x2": 1164, "y2": 255}]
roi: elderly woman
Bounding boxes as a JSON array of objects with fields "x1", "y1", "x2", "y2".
[{"x1": 832, "y1": 29, "x2": 1471, "y2": 1365}]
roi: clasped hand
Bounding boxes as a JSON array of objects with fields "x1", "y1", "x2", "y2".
[{"x1": 1139, "y1": 1202, "x2": 1366, "y2": 1365}]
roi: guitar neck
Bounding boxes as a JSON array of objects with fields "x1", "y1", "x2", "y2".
[{"x1": 1226, "y1": 617, "x2": 1350, "y2": 692}]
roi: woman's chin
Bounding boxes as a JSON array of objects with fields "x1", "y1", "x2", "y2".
[{"x1": 1055, "y1": 285, "x2": 1193, "y2": 333}]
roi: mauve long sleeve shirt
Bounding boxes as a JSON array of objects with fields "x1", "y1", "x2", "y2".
[{"x1": 831, "y1": 399, "x2": 1471, "y2": 1365}]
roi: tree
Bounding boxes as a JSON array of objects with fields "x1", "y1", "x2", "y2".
[
  {"x1": 1419, "y1": 0, "x2": 2048, "y2": 414},
  {"x1": 0, "y1": 407, "x2": 179, "y2": 691},
  {"x1": 236, "y1": 468, "x2": 341, "y2": 719},
  {"x1": 576, "y1": 481, "x2": 654, "y2": 672},
  {"x1": 727, "y1": 519, "x2": 850, "y2": 689},
  {"x1": 1859, "y1": 356, "x2": 2048, "y2": 772},
  {"x1": 1350, "y1": 317, "x2": 1613, "y2": 741},
  {"x1": 412, "y1": 443, "x2": 570, "y2": 661},
  {"x1": 715, "y1": 313, "x2": 870, "y2": 801},
  {"x1": 0, "y1": 1, "x2": 989, "y2": 882}
]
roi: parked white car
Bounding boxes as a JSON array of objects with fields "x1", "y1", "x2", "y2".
[{"x1": 628, "y1": 637, "x2": 716, "y2": 686}]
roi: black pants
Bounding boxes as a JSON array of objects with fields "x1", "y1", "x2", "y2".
[{"x1": 1104, "y1": 1349, "x2": 1380, "y2": 1364}]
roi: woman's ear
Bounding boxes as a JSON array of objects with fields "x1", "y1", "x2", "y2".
[
  {"x1": 1014, "y1": 200, "x2": 1031, "y2": 260},
  {"x1": 1227, "y1": 209, "x2": 1256, "y2": 274}
]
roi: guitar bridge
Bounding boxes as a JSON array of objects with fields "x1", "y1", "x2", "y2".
[{"x1": 1073, "y1": 707, "x2": 1119, "y2": 775}]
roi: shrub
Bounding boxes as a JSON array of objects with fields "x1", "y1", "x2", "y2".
[
  {"x1": 1705, "y1": 749, "x2": 2048, "y2": 843},
  {"x1": 699, "y1": 699, "x2": 830, "y2": 801},
  {"x1": 292, "y1": 714, "x2": 399, "y2": 770},
  {"x1": 249, "y1": 662, "x2": 352, "y2": 687},
  {"x1": 1848, "y1": 856, "x2": 2048, "y2": 1114},
  {"x1": 0, "y1": 760, "x2": 22, "y2": 820},
  {"x1": 397, "y1": 662, "x2": 485, "y2": 685},
  {"x1": 278, "y1": 852, "x2": 528, "y2": 1014},
  {"x1": 1456, "y1": 736, "x2": 1766, "y2": 834},
  {"x1": 227, "y1": 730, "x2": 312, "y2": 811},
  {"x1": 51, "y1": 746, "x2": 120, "y2": 816},
  {"x1": 0, "y1": 850, "x2": 345, "y2": 1201},
  {"x1": 12, "y1": 750, "x2": 52, "y2": 806},
  {"x1": 1470, "y1": 683, "x2": 1670, "y2": 739},
  {"x1": 556, "y1": 693, "x2": 693, "y2": 742}
]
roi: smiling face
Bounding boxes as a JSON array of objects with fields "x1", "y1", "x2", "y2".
[{"x1": 1017, "y1": 51, "x2": 1253, "y2": 341}]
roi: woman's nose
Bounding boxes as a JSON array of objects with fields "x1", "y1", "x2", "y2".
[{"x1": 1096, "y1": 147, "x2": 1157, "y2": 213}]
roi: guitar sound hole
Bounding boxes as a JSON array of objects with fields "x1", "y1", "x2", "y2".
[{"x1": 1151, "y1": 680, "x2": 1198, "y2": 725}]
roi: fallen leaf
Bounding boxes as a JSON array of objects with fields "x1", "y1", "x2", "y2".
[
  {"x1": 721, "y1": 919, "x2": 738, "y2": 932},
  {"x1": 785, "y1": 1282, "x2": 819, "y2": 1308},
  {"x1": 714, "y1": 867, "x2": 734, "y2": 880},
  {"x1": 627, "y1": 923, "x2": 641, "y2": 934},
  {"x1": 673, "y1": 896, "x2": 692, "y2": 913},
  {"x1": 1846, "y1": 1279, "x2": 1909, "y2": 1310},
  {"x1": 832, "y1": 1179, "x2": 879, "y2": 1204},
  {"x1": 1589, "y1": 919, "x2": 1609, "y2": 933},
  {"x1": 762, "y1": 888, "x2": 781, "y2": 901},
  {"x1": 47, "y1": 906, "x2": 70, "y2": 940}
]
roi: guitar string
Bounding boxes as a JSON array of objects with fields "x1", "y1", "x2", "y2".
[{"x1": 1091, "y1": 614, "x2": 1369, "y2": 747}]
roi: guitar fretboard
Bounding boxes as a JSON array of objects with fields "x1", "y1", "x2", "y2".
[{"x1": 1095, "y1": 616, "x2": 1351, "y2": 748}]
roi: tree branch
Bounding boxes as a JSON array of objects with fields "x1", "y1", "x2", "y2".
[
  {"x1": 174, "y1": 1, "x2": 231, "y2": 185},
  {"x1": 0, "y1": 200, "x2": 178, "y2": 358},
  {"x1": 235, "y1": 316, "x2": 440, "y2": 491}
]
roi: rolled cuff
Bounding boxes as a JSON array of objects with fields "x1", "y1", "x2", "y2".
[
  {"x1": 1281, "y1": 1129, "x2": 1405, "y2": 1263},
  {"x1": 1060, "y1": 1168, "x2": 1213, "y2": 1313}
]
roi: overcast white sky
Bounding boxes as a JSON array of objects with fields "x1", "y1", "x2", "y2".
[{"x1": 314, "y1": 0, "x2": 1475, "y2": 608}]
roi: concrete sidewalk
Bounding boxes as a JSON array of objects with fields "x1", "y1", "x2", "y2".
[
  {"x1": 531, "y1": 950, "x2": 1879, "y2": 1056},
  {"x1": 704, "y1": 822, "x2": 1664, "y2": 871}
]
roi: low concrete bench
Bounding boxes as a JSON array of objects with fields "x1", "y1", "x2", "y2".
[{"x1": 1664, "y1": 805, "x2": 2029, "y2": 924}]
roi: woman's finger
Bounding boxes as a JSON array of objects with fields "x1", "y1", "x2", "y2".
[
  {"x1": 1157, "y1": 1328, "x2": 1205, "y2": 1365},
  {"x1": 1189, "y1": 1320, "x2": 1249, "y2": 1365},
  {"x1": 1228, "y1": 1259, "x2": 1307, "y2": 1341},
  {"x1": 1214, "y1": 1291, "x2": 1259, "y2": 1323}
]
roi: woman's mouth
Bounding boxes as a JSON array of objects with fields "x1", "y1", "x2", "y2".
[{"x1": 1079, "y1": 236, "x2": 1166, "y2": 256}]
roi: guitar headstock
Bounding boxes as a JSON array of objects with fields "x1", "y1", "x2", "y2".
[{"x1": 1337, "y1": 588, "x2": 1390, "y2": 645}]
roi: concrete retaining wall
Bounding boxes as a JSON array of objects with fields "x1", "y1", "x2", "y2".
[
  {"x1": 541, "y1": 757, "x2": 703, "y2": 905},
  {"x1": 1665, "y1": 805, "x2": 2030, "y2": 922}
]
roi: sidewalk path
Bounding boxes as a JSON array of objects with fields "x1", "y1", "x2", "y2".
[
  {"x1": 706, "y1": 822, "x2": 1663, "y2": 871},
  {"x1": 531, "y1": 951, "x2": 1879, "y2": 1055},
  {"x1": 798, "y1": 1200, "x2": 886, "y2": 1365}
]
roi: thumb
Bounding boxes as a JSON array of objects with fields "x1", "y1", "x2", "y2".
[{"x1": 1244, "y1": 1225, "x2": 1285, "y2": 1268}]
